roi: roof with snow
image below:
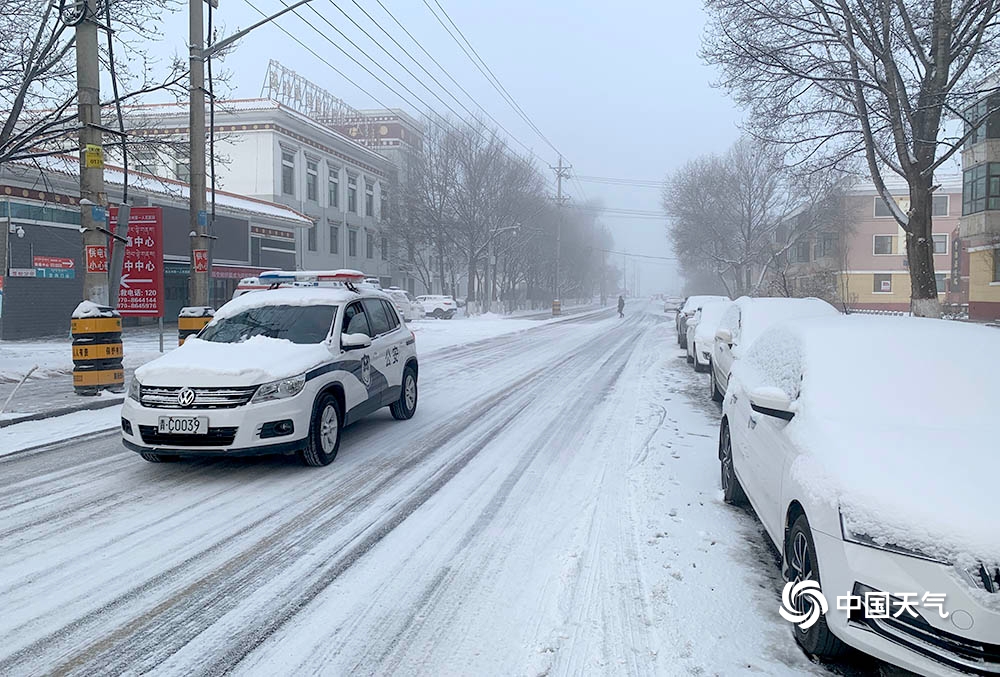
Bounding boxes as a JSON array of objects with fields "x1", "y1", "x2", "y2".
[{"x1": 5, "y1": 154, "x2": 314, "y2": 228}]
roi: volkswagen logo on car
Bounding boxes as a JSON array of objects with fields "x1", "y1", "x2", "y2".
[{"x1": 176, "y1": 387, "x2": 196, "y2": 408}]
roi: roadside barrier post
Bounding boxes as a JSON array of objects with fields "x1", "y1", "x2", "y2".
[
  {"x1": 71, "y1": 302, "x2": 124, "y2": 395},
  {"x1": 178, "y1": 306, "x2": 214, "y2": 345}
]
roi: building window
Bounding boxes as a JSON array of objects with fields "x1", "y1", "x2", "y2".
[
  {"x1": 348, "y1": 229, "x2": 358, "y2": 257},
  {"x1": 307, "y1": 223, "x2": 317, "y2": 251},
  {"x1": 815, "y1": 232, "x2": 837, "y2": 259},
  {"x1": 381, "y1": 236, "x2": 388, "y2": 261},
  {"x1": 932, "y1": 195, "x2": 949, "y2": 217},
  {"x1": 348, "y1": 175, "x2": 358, "y2": 213},
  {"x1": 366, "y1": 231, "x2": 374, "y2": 259},
  {"x1": 328, "y1": 169, "x2": 340, "y2": 208},
  {"x1": 365, "y1": 180, "x2": 374, "y2": 217},
  {"x1": 963, "y1": 92, "x2": 1000, "y2": 149},
  {"x1": 874, "y1": 197, "x2": 898, "y2": 218},
  {"x1": 962, "y1": 163, "x2": 1000, "y2": 215},
  {"x1": 281, "y1": 149, "x2": 296, "y2": 196},
  {"x1": 993, "y1": 249, "x2": 1000, "y2": 282},
  {"x1": 935, "y1": 273, "x2": 948, "y2": 294},
  {"x1": 134, "y1": 149, "x2": 159, "y2": 174},
  {"x1": 873, "y1": 235, "x2": 897, "y2": 255},
  {"x1": 789, "y1": 239, "x2": 811, "y2": 263},
  {"x1": 873, "y1": 274, "x2": 892, "y2": 293},
  {"x1": 932, "y1": 234, "x2": 948, "y2": 255},
  {"x1": 306, "y1": 159, "x2": 318, "y2": 202},
  {"x1": 380, "y1": 187, "x2": 389, "y2": 221},
  {"x1": 330, "y1": 224, "x2": 339, "y2": 254},
  {"x1": 174, "y1": 160, "x2": 190, "y2": 183}
]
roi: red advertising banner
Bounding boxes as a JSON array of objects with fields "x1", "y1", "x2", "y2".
[
  {"x1": 193, "y1": 248, "x2": 209, "y2": 273},
  {"x1": 33, "y1": 255, "x2": 75, "y2": 269},
  {"x1": 110, "y1": 206, "x2": 164, "y2": 317},
  {"x1": 85, "y1": 245, "x2": 108, "y2": 273}
]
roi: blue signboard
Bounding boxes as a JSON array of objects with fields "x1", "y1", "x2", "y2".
[{"x1": 35, "y1": 268, "x2": 76, "y2": 279}]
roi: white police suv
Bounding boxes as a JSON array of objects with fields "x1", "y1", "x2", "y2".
[{"x1": 121, "y1": 270, "x2": 418, "y2": 466}]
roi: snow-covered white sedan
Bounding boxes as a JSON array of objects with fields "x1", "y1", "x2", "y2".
[
  {"x1": 416, "y1": 294, "x2": 458, "y2": 319},
  {"x1": 720, "y1": 315, "x2": 1000, "y2": 676},
  {"x1": 711, "y1": 296, "x2": 838, "y2": 402},
  {"x1": 685, "y1": 299, "x2": 733, "y2": 372},
  {"x1": 677, "y1": 295, "x2": 728, "y2": 349},
  {"x1": 384, "y1": 287, "x2": 423, "y2": 322},
  {"x1": 122, "y1": 271, "x2": 419, "y2": 467}
]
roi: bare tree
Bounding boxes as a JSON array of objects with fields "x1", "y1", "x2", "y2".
[
  {"x1": 666, "y1": 138, "x2": 819, "y2": 296},
  {"x1": 1, "y1": 0, "x2": 185, "y2": 167},
  {"x1": 702, "y1": 0, "x2": 1000, "y2": 316}
]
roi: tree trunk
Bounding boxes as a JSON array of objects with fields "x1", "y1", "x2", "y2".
[
  {"x1": 435, "y1": 232, "x2": 446, "y2": 296},
  {"x1": 906, "y1": 180, "x2": 941, "y2": 318},
  {"x1": 466, "y1": 260, "x2": 477, "y2": 305}
]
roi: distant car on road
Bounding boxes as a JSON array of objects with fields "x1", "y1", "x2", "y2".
[
  {"x1": 384, "y1": 287, "x2": 423, "y2": 322},
  {"x1": 711, "y1": 297, "x2": 838, "y2": 402},
  {"x1": 719, "y1": 315, "x2": 1000, "y2": 676},
  {"x1": 122, "y1": 270, "x2": 419, "y2": 467},
  {"x1": 685, "y1": 299, "x2": 733, "y2": 372},
  {"x1": 417, "y1": 294, "x2": 458, "y2": 319},
  {"x1": 663, "y1": 296, "x2": 684, "y2": 313},
  {"x1": 677, "y1": 295, "x2": 729, "y2": 349}
]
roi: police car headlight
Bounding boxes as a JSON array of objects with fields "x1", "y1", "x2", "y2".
[
  {"x1": 252, "y1": 374, "x2": 306, "y2": 403},
  {"x1": 127, "y1": 377, "x2": 141, "y2": 401}
]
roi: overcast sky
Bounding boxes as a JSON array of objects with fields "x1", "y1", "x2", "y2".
[{"x1": 148, "y1": 0, "x2": 744, "y2": 294}]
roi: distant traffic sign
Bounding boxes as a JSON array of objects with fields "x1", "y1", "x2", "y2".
[{"x1": 110, "y1": 206, "x2": 164, "y2": 317}]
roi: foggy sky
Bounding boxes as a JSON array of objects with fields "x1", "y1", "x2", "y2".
[{"x1": 147, "y1": 0, "x2": 744, "y2": 294}]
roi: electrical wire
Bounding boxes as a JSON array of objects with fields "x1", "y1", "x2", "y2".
[
  {"x1": 575, "y1": 175, "x2": 666, "y2": 187},
  {"x1": 423, "y1": 0, "x2": 561, "y2": 157},
  {"x1": 103, "y1": 0, "x2": 127, "y2": 202}
]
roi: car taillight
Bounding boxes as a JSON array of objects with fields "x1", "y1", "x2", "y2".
[{"x1": 444, "y1": 301, "x2": 453, "y2": 306}]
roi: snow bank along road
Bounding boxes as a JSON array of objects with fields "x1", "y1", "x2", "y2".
[{"x1": 0, "y1": 304, "x2": 851, "y2": 676}]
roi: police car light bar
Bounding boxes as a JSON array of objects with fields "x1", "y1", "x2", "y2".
[{"x1": 257, "y1": 269, "x2": 369, "y2": 286}]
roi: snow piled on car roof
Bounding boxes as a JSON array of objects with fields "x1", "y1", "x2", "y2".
[
  {"x1": 744, "y1": 315, "x2": 1000, "y2": 565},
  {"x1": 212, "y1": 286, "x2": 370, "y2": 321}
]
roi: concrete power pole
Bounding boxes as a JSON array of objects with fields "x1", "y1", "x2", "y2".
[
  {"x1": 76, "y1": 3, "x2": 108, "y2": 304},
  {"x1": 188, "y1": 0, "x2": 210, "y2": 308},
  {"x1": 551, "y1": 155, "x2": 570, "y2": 315}
]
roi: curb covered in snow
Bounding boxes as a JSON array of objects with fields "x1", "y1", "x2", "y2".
[{"x1": 0, "y1": 395, "x2": 125, "y2": 429}]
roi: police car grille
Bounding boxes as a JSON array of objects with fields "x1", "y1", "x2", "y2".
[
  {"x1": 138, "y1": 426, "x2": 238, "y2": 446},
  {"x1": 139, "y1": 386, "x2": 257, "y2": 409}
]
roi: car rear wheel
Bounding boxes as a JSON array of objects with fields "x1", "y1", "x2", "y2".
[
  {"x1": 710, "y1": 365, "x2": 723, "y2": 403},
  {"x1": 140, "y1": 452, "x2": 179, "y2": 463},
  {"x1": 432, "y1": 308, "x2": 444, "y2": 319},
  {"x1": 785, "y1": 514, "x2": 849, "y2": 658},
  {"x1": 390, "y1": 367, "x2": 418, "y2": 420},
  {"x1": 719, "y1": 421, "x2": 747, "y2": 505},
  {"x1": 300, "y1": 392, "x2": 342, "y2": 467},
  {"x1": 686, "y1": 343, "x2": 695, "y2": 364}
]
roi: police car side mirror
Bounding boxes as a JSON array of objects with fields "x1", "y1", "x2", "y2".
[{"x1": 341, "y1": 333, "x2": 372, "y2": 351}]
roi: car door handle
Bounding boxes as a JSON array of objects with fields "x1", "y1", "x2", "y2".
[{"x1": 748, "y1": 414, "x2": 759, "y2": 430}]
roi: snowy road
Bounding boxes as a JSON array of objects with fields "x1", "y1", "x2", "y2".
[{"x1": 0, "y1": 304, "x2": 865, "y2": 676}]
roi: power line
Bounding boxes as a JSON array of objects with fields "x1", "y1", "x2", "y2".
[
  {"x1": 421, "y1": 0, "x2": 561, "y2": 158},
  {"x1": 575, "y1": 174, "x2": 666, "y2": 187},
  {"x1": 345, "y1": 0, "x2": 541, "y2": 161}
]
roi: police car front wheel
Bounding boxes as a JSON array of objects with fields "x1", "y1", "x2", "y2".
[{"x1": 301, "y1": 392, "x2": 343, "y2": 467}]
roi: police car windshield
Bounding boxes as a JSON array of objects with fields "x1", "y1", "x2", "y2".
[{"x1": 199, "y1": 304, "x2": 338, "y2": 345}]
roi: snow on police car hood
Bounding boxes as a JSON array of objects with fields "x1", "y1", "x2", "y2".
[
  {"x1": 135, "y1": 288, "x2": 349, "y2": 387},
  {"x1": 736, "y1": 315, "x2": 1000, "y2": 566}
]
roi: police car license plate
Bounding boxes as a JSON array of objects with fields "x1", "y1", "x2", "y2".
[{"x1": 158, "y1": 416, "x2": 209, "y2": 435}]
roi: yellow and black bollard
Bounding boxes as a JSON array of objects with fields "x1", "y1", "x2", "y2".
[
  {"x1": 71, "y1": 304, "x2": 124, "y2": 395},
  {"x1": 552, "y1": 299, "x2": 562, "y2": 316},
  {"x1": 178, "y1": 306, "x2": 214, "y2": 345}
]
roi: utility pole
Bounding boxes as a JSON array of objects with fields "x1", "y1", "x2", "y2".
[
  {"x1": 76, "y1": 2, "x2": 107, "y2": 304},
  {"x1": 188, "y1": 0, "x2": 210, "y2": 308},
  {"x1": 551, "y1": 155, "x2": 571, "y2": 315}
]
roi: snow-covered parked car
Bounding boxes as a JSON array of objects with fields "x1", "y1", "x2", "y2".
[
  {"x1": 677, "y1": 295, "x2": 728, "y2": 348},
  {"x1": 711, "y1": 297, "x2": 838, "y2": 402},
  {"x1": 719, "y1": 315, "x2": 1000, "y2": 677},
  {"x1": 417, "y1": 294, "x2": 458, "y2": 319},
  {"x1": 122, "y1": 270, "x2": 419, "y2": 467},
  {"x1": 685, "y1": 299, "x2": 733, "y2": 372},
  {"x1": 384, "y1": 287, "x2": 423, "y2": 322}
]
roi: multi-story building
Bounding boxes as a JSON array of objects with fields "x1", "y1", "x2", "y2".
[
  {"x1": 122, "y1": 98, "x2": 399, "y2": 287},
  {"x1": 958, "y1": 79, "x2": 1000, "y2": 322},
  {"x1": 773, "y1": 175, "x2": 964, "y2": 312}
]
